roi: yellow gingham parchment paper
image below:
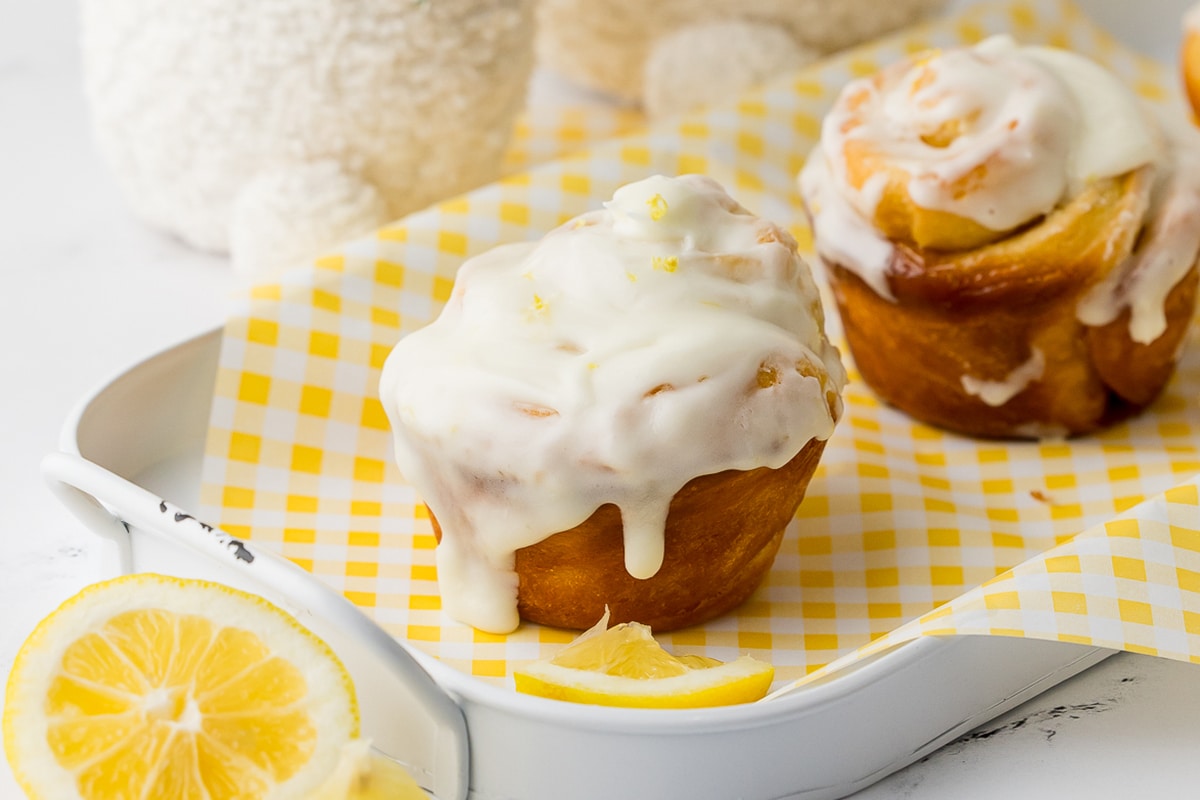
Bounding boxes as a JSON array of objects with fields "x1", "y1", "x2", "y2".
[{"x1": 200, "y1": 0, "x2": 1200, "y2": 688}]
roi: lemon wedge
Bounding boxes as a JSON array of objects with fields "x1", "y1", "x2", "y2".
[
  {"x1": 313, "y1": 739, "x2": 429, "y2": 800},
  {"x1": 4, "y1": 573, "x2": 359, "y2": 800},
  {"x1": 513, "y1": 612, "x2": 774, "y2": 708}
]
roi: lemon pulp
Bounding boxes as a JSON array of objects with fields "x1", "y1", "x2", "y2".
[
  {"x1": 514, "y1": 613, "x2": 774, "y2": 708},
  {"x1": 4, "y1": 573, "x2": 359, "y2": 800}
]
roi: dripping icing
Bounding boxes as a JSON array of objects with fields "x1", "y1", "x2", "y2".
[
  {"x1": 1077, "y1": 114, "x2": 1200, "y2": 344},
  {"x1": 961, "y1": 348, "x2": 1046, "y2": 407}
]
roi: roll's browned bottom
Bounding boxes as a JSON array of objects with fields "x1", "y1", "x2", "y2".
[
  {"x1": 831, "y1": 261, "x2": 1198, "y2": 439},
  {"x1": 429, "y1": 437, "x2": 827, "y2": 632}
]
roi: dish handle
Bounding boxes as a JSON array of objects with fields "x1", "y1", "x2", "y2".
[{"x1": 41, "y1": 451, "x2": 470, "y2": 800}]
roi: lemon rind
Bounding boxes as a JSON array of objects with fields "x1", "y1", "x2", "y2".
[{"x1": 513, "y1": 655, "x2": 774, "y2": 708}]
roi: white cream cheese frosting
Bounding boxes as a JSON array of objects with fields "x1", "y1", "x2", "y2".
[
  {"x1": 380, "y1": 174, "x2": 845, "y2": 633},
  {"x1": 800, "y1": 36, "x2": 1168, "y2": 297},
  {"x1": 811, "y1": 35, "x2": 1158, "y2": 240},
  {"x1": 799, "y1": 146, "x2": 896, "y2": 301}
]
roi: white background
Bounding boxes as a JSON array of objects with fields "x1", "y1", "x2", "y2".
[{"x1": 2, "y1": 1, "x2": 1199, "y2": 797}]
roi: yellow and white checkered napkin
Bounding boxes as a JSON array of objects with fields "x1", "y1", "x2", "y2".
[
  {"x1": 201, "y1": 0, "x2": 1200, "y2": 688},
  {"x1": 773, "y1": 481, "x2": 1200, "y2": 698}
]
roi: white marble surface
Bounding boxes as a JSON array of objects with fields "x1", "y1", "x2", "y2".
[{"x1": 2, "y1": 1, "x2": 1199, "y2": 798}]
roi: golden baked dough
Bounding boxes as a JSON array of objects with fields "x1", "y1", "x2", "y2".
[{"x1": 429, "y1": 437, "x2": 827, "y2": 632}]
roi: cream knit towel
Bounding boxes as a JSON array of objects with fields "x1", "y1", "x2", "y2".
[{"x1": 82, "y1": 0, "x2": 535, "y2": 280}]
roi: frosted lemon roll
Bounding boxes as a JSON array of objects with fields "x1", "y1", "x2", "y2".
[
  {"x1": 801, "y1": 36, "x2": 1200, "y2": 438},
  {"x1": 380, "y1": 175, "x2": 845, "y2": 634}
]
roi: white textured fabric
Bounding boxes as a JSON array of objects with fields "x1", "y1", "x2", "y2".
[
  {"x1": 82, "y1": 0, "x2": 535, "y2": 279},
  {"x1": 644, "y1": 21, "x2": 818, "y2": 117},
  {"x1": 229, "y1": 160, "x2": 390, "y2": 281},
  {"x1": 538, "y1": 0, "x2": 948, "y2": 112}
]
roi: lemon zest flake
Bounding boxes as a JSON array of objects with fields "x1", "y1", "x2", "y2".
[{"x1": 647, "y1": 193, "x2": 668, "y2": 221}]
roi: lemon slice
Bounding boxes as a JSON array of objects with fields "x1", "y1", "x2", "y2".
[
  {"x1": 513, "y1": 612, "x2": 774, "y2": 708},
  {"x1": 313, "y1": 739, "x2": 429, "y2": 800},
  {"x1": 4, "y1": 573, "x2": 359, "y2": 800}
]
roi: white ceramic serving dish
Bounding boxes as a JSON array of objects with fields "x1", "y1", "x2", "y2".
[{"x1": 43, "y1": 328, "x2": 1111, "y2": 800}]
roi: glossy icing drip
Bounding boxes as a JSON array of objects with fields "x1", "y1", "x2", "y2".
[
  {"x1": 960, "y1": 348, "x2": 1046, "y2": 407},
  {"x1": 799, "y1": 146, "x2": 896, "y2": 301},
  {"x1": 380, "y1": 175, "x2": 845, "y2": 633},
  {"x1": 1077, "y1": 118, "x2": 1200, "y2": 343}
]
